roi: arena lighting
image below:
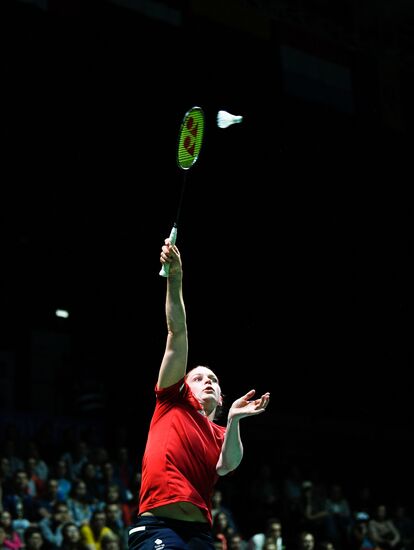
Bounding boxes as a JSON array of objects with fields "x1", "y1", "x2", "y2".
[{"x1": 55, "y1": 309, "x2": 69, "y2": 319}]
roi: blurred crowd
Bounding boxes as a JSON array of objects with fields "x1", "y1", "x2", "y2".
[{"x1": 1, "y1": 422, "x2": 414, "y2": 550}]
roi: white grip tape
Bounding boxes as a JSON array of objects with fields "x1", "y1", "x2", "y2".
[{"x1": 159, "y1": 225, "x2": 178, "y2": 277}]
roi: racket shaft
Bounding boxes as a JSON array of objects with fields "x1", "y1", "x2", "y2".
[{"x1": 159, "y1": 225, "x2": 178, "y2": 277}]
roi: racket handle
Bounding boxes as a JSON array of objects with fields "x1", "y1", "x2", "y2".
[{"x1": 159, "y1": 225, "x2": 178, "y2": 277}]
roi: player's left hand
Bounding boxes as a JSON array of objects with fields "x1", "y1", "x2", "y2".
[{"x1": 228, "y1": 389, "x2": 270, "y2": 420}]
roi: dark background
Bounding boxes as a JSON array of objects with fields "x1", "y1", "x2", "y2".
[{"x1": 1, "y1": 0, "x2": 413, "y2": 501}]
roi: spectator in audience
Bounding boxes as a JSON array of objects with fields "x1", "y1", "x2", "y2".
[
  {"x1": 96, "y1": 464, "x2": 127, "y2": 504},
  {"x1": 25, "y1": 457, "x2": 45, "y2": 498},
  {"x1": 283, "y1": 464, "x2": 304, "y2": 529},
  {"x1": 24, "y1": 527, "x2": 48, "y2": 550},
  {"x1": 349, "y1": 512, "x2": 377, "y2": 550},
  {"x1": 212, "y1": 511, "x2": 235, "y2": 548},
  {"x1": 352, "y1": 487, "x2": 374, "y2": 519},
  {"x1": 112, "y1": 448, "x2": 133, "y2": 494},
  {"x1": 120, "y1": 473, "x2": 140, "y2": 528},
  {"x1": 96, "y1": 484, "x2": 130, "y2": 532},
  {"x1": 368, "y1": 504, "x2": 401, "y2": 550},
  {"x1": 262, "y1": 539, "x2": 277, "y2": 550},
  {"x1": 11, "y1": 499, "x2": 36, "y2": 541},
  {"x1": 38, "y1": 501, "x2": 72, "y2": 548},
  {"x1": 88, "y1": 449, "x2": 110, "y2": 487},
  {"x1": 80, "y1": 510, "x2": 114, "y2": 550},
  {"x1": 325, "y1": 483, "x2": 352, "y2": 549},
  {"x1": 60, "y1": 522, "x2": 88, "y2": 550},
  {"x1": 300, "y1": 481, "x2": 332, "y2": 542},
  {"x1": 297, "y1": 531, "x2": 315, "y2": 550},
  {"x1": 53, "y1": 460, "x2": 72, "y2": 502},
  {"x1": 0, "y1": 510, "x2": 22, "y2": 550},
  {"x1": 393, "y1": 504, "x2": 414, "y2": 550},
  {"x1": 80, "y1": 464, "x2": 100, "y2": 505},
  {"x1": 0, "y1": 525, "x2": 8, "y2": 550},
  {"x1": 37, "y1": 479, "x2": 62, "y2": 519},
  {"x1": 228, "y1": 532, "x2": 248, "y2": 550},
  {"x1": 2, "y1": 471, "x2": 39, "y2": 521},
  {"x1": 100, "y1": 534, "x2": 121, "y2": 550},
  {"x1": 26, "y1": 443, "x2": 49, "y2": 484},
  {"x1": 61, "y1": 442, "x2": 89, "y2": 482},
  {"x1": 67, "y1": 480, "x2": 95, "y2": 527},
  {"x1": 248, "y1": 517, "x2": 283, "y2": 550},
  {"x1": 213, "y1": 533, "x2": 228, "y2": 550},
  {"x1": 104, "y1": 504, "x2": 127, "y2": 549},
  {"x1": 0, "y1": 458, "x2": 13, "y2": 493},
  {"x1": 212, "y1": 489, "x2": 238, "y2": 533},
  {"x1": 1, "y1": 442, "x2": 24, "y2": 476}
]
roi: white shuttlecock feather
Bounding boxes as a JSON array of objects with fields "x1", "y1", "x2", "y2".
[{"x1": 217, "y1": 110, "x2": 243, "y2": 129}]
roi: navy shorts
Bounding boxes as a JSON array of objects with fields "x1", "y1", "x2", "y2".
[{"x1": 128, "y1": 516, "x2": 215, "y2": 550}]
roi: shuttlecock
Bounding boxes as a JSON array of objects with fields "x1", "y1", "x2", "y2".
[{"x1": 217, "y1": 110, "x2": 243, "y2": 128}]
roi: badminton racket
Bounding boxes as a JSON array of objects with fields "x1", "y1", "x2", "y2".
[{"x1": 159, "y1": 106, "x2": 205, "y2": 277}]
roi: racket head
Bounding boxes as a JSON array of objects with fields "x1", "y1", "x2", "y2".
[{"x1": 177, "y1": 106, "x2": 205, "y2": 170}]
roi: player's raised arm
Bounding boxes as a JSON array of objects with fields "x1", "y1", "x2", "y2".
[{"x1": 157, "y1": 238, "x2": 188, "y2": 389}]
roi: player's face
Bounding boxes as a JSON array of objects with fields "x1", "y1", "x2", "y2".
[{"x1": 186, "y1": 366, "x2": 222, "y2": 409}]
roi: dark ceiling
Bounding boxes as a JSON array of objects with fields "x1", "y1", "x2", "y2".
[{"x1": 0, "y1": 0, "x2": 412, "y2": 433}]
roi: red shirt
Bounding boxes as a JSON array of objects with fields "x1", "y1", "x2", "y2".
[{"x1": 138, "y1": 378, "x2": 226, "y2": 525}]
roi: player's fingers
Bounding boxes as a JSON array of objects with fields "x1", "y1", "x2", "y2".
[
  {"x1": 160, "y1": 251, "x2": 172, "y2": 262},
  {"x1": 244, "y1": 389, "x2": 255, "y2": 400}
]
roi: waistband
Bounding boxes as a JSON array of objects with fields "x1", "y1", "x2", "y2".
[{"x1": 129, "y1": 516, "x2": 211, "y2": 535}]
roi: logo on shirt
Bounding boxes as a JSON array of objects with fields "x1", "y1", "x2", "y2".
[{"x1": 154, "y1": 539, "x2": 165, "y2": 550}]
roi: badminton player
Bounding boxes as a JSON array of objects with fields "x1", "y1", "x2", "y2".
[{"x1": 128, "y1": 236, "x2": 270, "y2": 549}]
